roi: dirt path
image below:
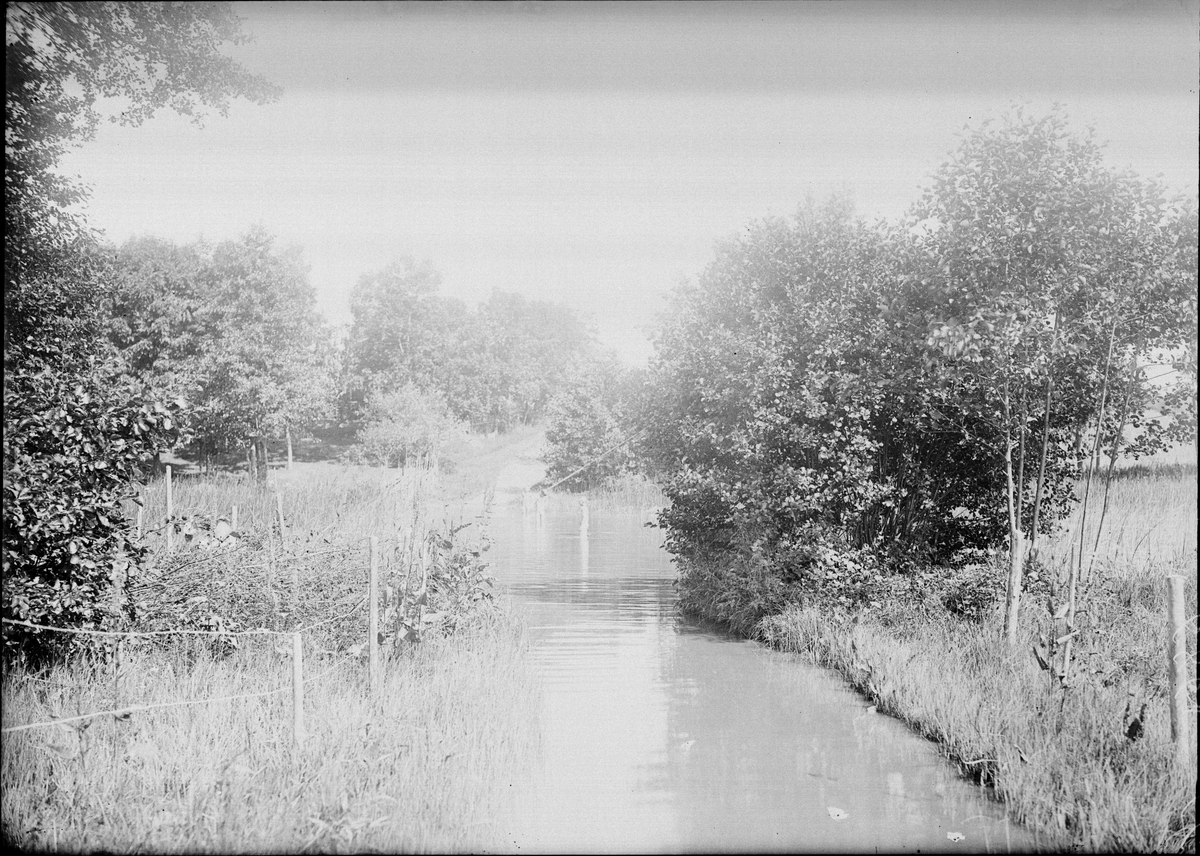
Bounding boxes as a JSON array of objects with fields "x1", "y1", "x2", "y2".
[
  {"x1": 432, "y1": 425, "x2": 547, "y2": 517},
  {"x1": 490, "y1": 435, "x2": 548, "y2": 499}
]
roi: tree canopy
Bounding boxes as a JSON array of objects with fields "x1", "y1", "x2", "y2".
[
  {"x1": 344, "y1": 262, "x2": 595, "y2": 432},
  {"x1": 639, "y1": 110, "x2": 1197, "y2": 630},
  {"x1": 106, "y1": 228, "x2": 338, "y2": 470}
]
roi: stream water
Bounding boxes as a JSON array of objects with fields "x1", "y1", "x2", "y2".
[{"x1": 481, "y1": 502, "x2": 1039, "y2": 853}]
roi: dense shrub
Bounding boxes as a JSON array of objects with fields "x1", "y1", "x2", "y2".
[
  {"x1": 641, "y1": 113, "x2": 1196, "y2": 626},
  {"x1": 3, "y1": 352, "x2": 178, "y2": 661},
  {"x1": 543, "y1": 355, "x2": 642, "y2": 491},
  {"x1": 354, "y1": 383, "x2": 466, "y2": 468}
]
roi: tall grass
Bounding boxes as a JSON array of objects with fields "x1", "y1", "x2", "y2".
[
  {"x1": 584, "y1": 473, "x2": 666, "y2": 513},
  {"x1": 1038, "y1": 459, "x2": 1197, "y2": 581},
  {"x1": 3, "y1": 462, "x2": 540, "y2": 852},
  {"x1": 759, "y1": 600, "x2": 1196, "y2": 852},
  {"x1": 2, "y1": 612, "x2": 538, "y2": 852},
  {"x1": 132, "y1": 462, "x2": 436, "y2": 548}
]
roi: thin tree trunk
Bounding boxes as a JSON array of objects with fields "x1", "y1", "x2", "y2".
[
  {"x1": 1061, "y1": 324, "x2": 1116, "y2": 678},
  {"x1": 1090, "y1": 348, "x2": 1140, "y2": 571},
  {"x1": 1003, "y1": 379, "x2": 1024, "y2": 648},
  {"x1": 1016, "y1": 384, "x2": 1028, "y2": 539},
  {"x1": 1029, "y1": 312, "x2": 1061, "y2": 558},
  {"x1": 1064, "y1": 348, "x2": 1139, "y2": 678}
]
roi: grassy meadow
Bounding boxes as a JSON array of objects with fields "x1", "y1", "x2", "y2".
[
  {"x1": 753, "y1": 450, "x2": 1198, "y2": 851},
  {"x1": 1, "y1": 457, "x2": 541, "y2": 852}
]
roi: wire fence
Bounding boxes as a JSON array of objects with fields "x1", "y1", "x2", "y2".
[
  {"x1": 2, "y1": 470, "x2": 441, "y2": 745},
  {"x1": 1, "y1": 617, "x2": 346, "y2": 738}
]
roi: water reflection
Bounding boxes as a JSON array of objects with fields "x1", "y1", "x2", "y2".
[{"x1": 486, "y1": 508, "x2": 1038, "y2": 853}]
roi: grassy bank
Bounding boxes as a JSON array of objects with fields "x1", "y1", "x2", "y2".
[
  {"x1": 681, "y1": 459, "x2": 1198, "y2": 851},
  {"x1": 2, "y1": 613, "x2": 536, "y2": 852},
  {"x1": 2, "y1": 461, "x2": 540, "y2": 852}
]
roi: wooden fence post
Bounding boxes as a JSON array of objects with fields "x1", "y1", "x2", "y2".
[
  {"x1": 1166, "y1": 574, "x2": 1192, "y2": 771},
  {"x1": 369, "y1": 536, "x2": 379, "y2": 692},
  {"x1": 275, "y1": 492, "x2": 288, "y2": 549},
  {"x1": 165, "y1": 464, "x2": 174, "y2": 552},
  {"x1": 265, "y1": 540, "x2": 279, "y2": 627},
  {"x1": 292, "y1": 632, "x2": 305, "y2": 748}
]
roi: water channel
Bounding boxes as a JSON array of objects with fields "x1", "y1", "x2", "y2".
[{"x1": 481, "y1": 501, "x2": 1038, "y2": 853}]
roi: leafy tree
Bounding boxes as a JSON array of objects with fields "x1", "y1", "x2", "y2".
[
  {"x1": 543, "y1": 354, "x2": 642, "y2": 491},
  {"x1": 899, "y1": 109, "x2": 1197, "y2": 646},
  {"x1": 107, "y1": 229, "x2": 338, "y2": 476},
  {"x1": 642, "y1": 197, "x2": 890, "y2": 568},
  {"x1": 3, "y1": 360, "x2": 179, "y2": 660},
  {"x1": 4, "y1": 1, "x2": 276, "y2": 659},
  {"x1": 103, "y1": 235, "x2": 206, "y2": 409},
  {"x1": 344, "y1": 259, "x2": 465, "y2": 415},
  {"x1": 640, "y1": 113, "x2": 1195, "y2": 638},
  {"x1": 6, "y1": 2, "x2": 277, "y2": 353},
  {"x1": 444, "y1": 291, "x2": 595, "y2": 431},
  {"x1": 355, "y1": 383, "x2": 466, "y2": 469}
]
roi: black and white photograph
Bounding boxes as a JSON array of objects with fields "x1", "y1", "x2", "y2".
[{"x1": 4, "y1": 1, "x2": 1197, "y2": 852}]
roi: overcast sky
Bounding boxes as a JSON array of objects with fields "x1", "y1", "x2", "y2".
[{"x1": 60, "y1": 0, "x2": 1199, "y2": 364}]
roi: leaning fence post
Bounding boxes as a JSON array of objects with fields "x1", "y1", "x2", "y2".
[
  {"x1": 265, "y1": 540, "x2": 280, "y2": 627},
  {"x1": 165, "y1": 464, "x2": 174, "y2": 552},
  {"x1": 292, "y1": 632, "x2": 305, "y2": 748},
  {"x1": 275, "y1": 492, "x2": 288, "y2": 549},
  {"x1": 368, "y1": 536, "x2": 380, "y2": 692},
  {"x1": 1166, "y1": 574, "x2": 1192, "y2": 771}
]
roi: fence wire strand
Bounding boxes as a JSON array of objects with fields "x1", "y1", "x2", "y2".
[{"x1": 3, "y1": 641, "x2": 358, "y2": 735}]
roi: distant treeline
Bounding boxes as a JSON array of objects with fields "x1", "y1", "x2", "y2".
[{"x1": 103, "y1": 230, "x2": 599, "y2": 470}]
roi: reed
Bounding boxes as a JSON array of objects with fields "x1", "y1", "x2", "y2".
[{"x1": 584, "y1": 473, "x2": 666, "y2": 513}]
